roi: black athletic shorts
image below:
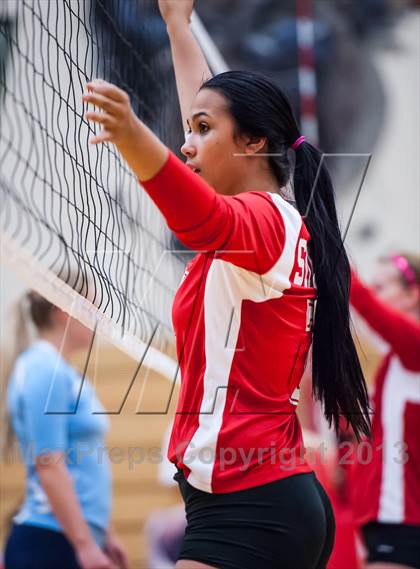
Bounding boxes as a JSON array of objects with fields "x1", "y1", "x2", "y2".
[
  {"x1": 4, "y1": 523, "x2": 82, "y2": 569},
  {"x1": 174, "y1": 469, "x2": 335, "y2": 569},
  {"x1": 361, "y1": 522, "x2": 420, "y2": 569}
]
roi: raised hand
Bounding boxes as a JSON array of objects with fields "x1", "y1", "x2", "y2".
[
  {"x1": 83, "y1": 80, "x2": 138, "y2": 147},
  {"x1": 83, "y1": 79, "x2": 169, "y2": 182},
  {"x1": 157, "y1": 0, "x2": 194, "y2": 27}
]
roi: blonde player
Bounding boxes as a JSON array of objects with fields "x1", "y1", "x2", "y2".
[{"x1": 4, "y1": 292, "x2": 127, "y2": 569}]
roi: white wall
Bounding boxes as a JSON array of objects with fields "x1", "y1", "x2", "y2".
[{"x1": 341, "y1": 11, "x2": 420, "y2": 278}]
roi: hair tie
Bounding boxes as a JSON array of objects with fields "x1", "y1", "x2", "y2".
[
  {"x1": 291, "y1": 135, "x2": 305, "y2": 150},
  {"x1": 390, "y1": 255, "x2": 417, "y2": 286}
]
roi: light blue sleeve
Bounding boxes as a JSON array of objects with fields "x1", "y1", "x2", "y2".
[{"x1": 21, "y1": 359, "x2": 70, "y2": 457}]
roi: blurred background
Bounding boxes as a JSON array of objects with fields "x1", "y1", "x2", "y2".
[{"x1": 1, "y1": 1, "x2": 419, "y2": 567}]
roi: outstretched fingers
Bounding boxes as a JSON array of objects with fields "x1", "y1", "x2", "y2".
[
  {"x1": 86, "y1": 79, "x2": 129, "y2": 103},
  {"x1": 83, "y1": 79, "x2": 136, "y2": 146},
  {"x1": 83, "y1": 105, "x2": 118, "y2": 144},
  {"x1": 82, "y1": 91, "x2": 121, "y2": 115},
  {"x1": 89, "y1": 129, "x2": 114, "y2": 145},
  {"x1": 84, "y1": 110, "x2": 116, "y2": 126}
]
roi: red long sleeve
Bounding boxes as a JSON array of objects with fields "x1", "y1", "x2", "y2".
[
  {"x1": 141, "y1": 152, "x2": 287, "y2": 274},
  {"x1": 350, "y1": 271, "x2": 420, "y2": 371}
]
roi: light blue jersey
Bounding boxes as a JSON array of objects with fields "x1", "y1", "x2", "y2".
[{"x1": 7, "y1": 340, "x2": 111, "y2": 544}]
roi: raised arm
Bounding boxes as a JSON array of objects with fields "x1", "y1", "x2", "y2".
[
  {"x1": 351, "y1": 270, "x2": 420, "y2": 371},
  {"x1": 158, "y1": 0, "x2": 212, "y2": 128},
  {"x1": 83, "y1": 81, "x2": 285, "y2": 273}
]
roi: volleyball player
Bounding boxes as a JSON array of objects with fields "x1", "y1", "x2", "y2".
[
  {"x1": 83, "y1": 1, "x2": 371, "y2": 566},
  {"x1": 350, "y1": 255, "x2": 420, "y2": 569},
  {"x1": 3, "y1": 292, "x2": 128, "y2": 569}
]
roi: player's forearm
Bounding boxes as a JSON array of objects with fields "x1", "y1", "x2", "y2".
[
  {"x1": 116, "y1": 116, "x2": 169, "y2": 182},
  {"x1": 351, "y1": 271, "x2": 420, "y2": 368},
  {"x1": 141, "y1": 150, "x2": 218, "y2": 235},
  {"x1": 166, "y1": 21, "x2": 212, "y2": 128},
  {"x1": 36, "y1": 456, "x2": 95, "y2": 549}
]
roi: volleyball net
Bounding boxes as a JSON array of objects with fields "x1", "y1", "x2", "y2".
[{"x1": 0, "y1": 0, "x2": 213, "y2": 374}]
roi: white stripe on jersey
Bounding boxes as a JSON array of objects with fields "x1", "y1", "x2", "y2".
[
  {"x1": 378, "y1": 355, "x2": 420, "y2": 522},
  {"x1": 185, "y1": 195, "x2": 303, "y2": 492}
]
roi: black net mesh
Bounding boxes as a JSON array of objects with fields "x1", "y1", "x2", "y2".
[{"x1": 0, "y1": 0, "x2": 187, "y2": 358}]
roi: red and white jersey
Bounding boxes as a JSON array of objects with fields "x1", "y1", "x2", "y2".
[
  {"x1": 350, "y1": 273, "x2": 420, "y2": 526},
  {"x1": 143, "y1": 153, "x2": 315, "y2": 493}
]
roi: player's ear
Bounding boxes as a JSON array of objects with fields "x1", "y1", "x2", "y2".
[{"x1": 243, "y1": 135, "x2": 267, "y2": 156}]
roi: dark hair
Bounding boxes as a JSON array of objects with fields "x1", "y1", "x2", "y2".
[
  {"x1": 202, "y1": 71, "x2": 371, "y2": 439},
  {"x1": 27, "y1": 291, "x2": 56, "y2": 329}
]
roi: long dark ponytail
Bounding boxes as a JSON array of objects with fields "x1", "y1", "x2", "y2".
[
  {"x1": 293, "y1": 141, "x2": 370, "y2": 438},
  {"x1": 202, "y1": 71, "x2": 370, "y2": 439}
]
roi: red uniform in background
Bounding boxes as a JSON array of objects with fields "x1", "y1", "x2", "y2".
[{"x1": 350, "y1": 272, "x2": 420, "y2": 527}]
